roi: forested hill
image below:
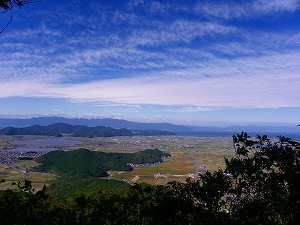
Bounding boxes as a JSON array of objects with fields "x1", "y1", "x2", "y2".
[
  {"x1": 0, "y1": 123, "x2": 174, "y2": 137},
  {"x1": 34, "y1": 148, "x2": 171, "y2": 177}
]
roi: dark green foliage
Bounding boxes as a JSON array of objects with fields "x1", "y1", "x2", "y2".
[
  {"x1": 169, "y1": 174, "x2": 232, "y2": 225},
  {"x1": 0, "y1": 0, "x2": 28, "y2": 10},
  {"x1": 18, "y1": 156, "x2": 33, "y2": 160},
  {"x1": 126, "y1": 183, "x2": 179, "y2": 225},
  {"x1": 35, "y1": 149, "x2": 126, "y2": 177},
  {"x1": 34, "y1": 148, "x2": 170, "y2": 177},
  {"x1": 0, "y1": 186, "x2": 77, "y2": 225},
  {"x1": 112, "y1": 148, "x2": 171, "y2": 164},
  {"x1": 226, "y1": 132, "x2": 300, "y2": 224},
  {"x1": 48, "y1": 177, "x2": 129, "y2": 198}
]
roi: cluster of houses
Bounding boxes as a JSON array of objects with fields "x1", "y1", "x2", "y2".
[
  {"x1": 127, "y1": 161, "x2": 163, "y2": 168},
  {"x1": 0, "y1": 150, "x2": 46, "y2": 164}
]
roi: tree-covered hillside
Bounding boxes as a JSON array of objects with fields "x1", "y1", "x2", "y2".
[
  {"x1": 48, "y1": 177, "x2": 130, "y2": 198},
  {"x1": 34, "y1": 148, "x2": 171, "y2": 177}
]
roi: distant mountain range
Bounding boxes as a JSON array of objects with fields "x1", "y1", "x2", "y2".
[
  {"x1": 0, "y1": 117, "x2": 299, "y2": 138},
  {"x1": 0, "y1": 117, "x2": 189, "y2": 131},
  {"x1": 0, "y1": 123, "x2": 174, "y2": 137}
]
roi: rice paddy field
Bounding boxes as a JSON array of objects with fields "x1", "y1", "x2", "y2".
[
  {"x1": 102, "y1": 136, "x2": 235, "y2": 184},
  {"x1": 0, "y1": 160, "x2": 56, "y2": 190},
  {"x1": 0, "y1": 135, "x2": 236, "y2": 188}
]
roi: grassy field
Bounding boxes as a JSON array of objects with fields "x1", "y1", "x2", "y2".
[
  {"x1": 0, "y1": 135, "x2": 235, "y2": 188},
  {"x1": 0, "y1": 160, "x2": 56, "y2": 191}
]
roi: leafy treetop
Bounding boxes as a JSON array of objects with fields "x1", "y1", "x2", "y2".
[{"x1": 0, "y1": 0, "x2": 35, "y2": 11}]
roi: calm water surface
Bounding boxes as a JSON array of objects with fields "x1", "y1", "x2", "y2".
[{"x1": 8, "y1": 138, "x2": 82, "y2": 152}]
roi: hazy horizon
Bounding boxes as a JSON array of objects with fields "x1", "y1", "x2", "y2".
[{"x1": 0, "y1": 114, "x2": 298, "y2": 128}]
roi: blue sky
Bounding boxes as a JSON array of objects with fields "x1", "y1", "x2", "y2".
[{"x1": 0, "y1": 0, "x2": 299, "y2": 126}]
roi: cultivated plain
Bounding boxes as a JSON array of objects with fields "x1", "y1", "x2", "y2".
[{"x1": 0, "y1": 135, "x2": 235, "y2": 189}]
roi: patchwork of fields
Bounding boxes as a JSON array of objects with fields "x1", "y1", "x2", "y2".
[{"x1": 0, "y1": 135, "x2": 235, "y2": 189}]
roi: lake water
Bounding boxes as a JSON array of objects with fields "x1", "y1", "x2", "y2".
[
  {"x1": 176, "y1": 131, "x2": 300, "y2": 139},
  {"x1": 7, "y1": 138, "x2": 83, "y2": 152}
]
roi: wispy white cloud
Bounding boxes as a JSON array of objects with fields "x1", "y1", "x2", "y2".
[
  {"x1": 168, "y1": 106, "x2": 214, "y2": 113},
  {"x1": 253, "y1": 0, "x2": 300, "y2": 13},
  {"x1": 1, "y1": 50, "x2": 299, "y2": 109},
  {"x1": 194, "y1": 0, "x2": 300, "y2": 19},
  {"x1": 0, "y1": 18, "x2": 238, "y2": 81},
  {"x1": 126, "y1": 20, "x2": 236, "y2": 47}
]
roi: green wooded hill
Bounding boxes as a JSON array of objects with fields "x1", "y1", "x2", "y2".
[
  {"x1": 34, "y1": 148, "x2": 171, "y2": 177},
  {"x1": 0, "y1": 122, "x2": 175, "y2": 137}
]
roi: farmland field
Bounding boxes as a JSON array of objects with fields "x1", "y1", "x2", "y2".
[
  {"x1": 0, "y1": 135, "x2": 235, "y2": 188},
  {"x1": 0, "y1": 160, "x2": 56, "y2": 190}
]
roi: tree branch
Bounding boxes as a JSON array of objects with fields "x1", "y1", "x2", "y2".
[
  {"x1": 0, "y1": 14, "x2": 12, "y2": 35},
  {"x1": 0, "y1": 0, "x2": 39, "y2": 35}
]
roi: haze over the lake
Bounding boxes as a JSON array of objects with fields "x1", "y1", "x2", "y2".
[
  {"x1": 0, "y1": 0, "x2": 299, "y2": 126},
  {"x1": 8, "y1": 138, "x2": 83, "y2": 152}
]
